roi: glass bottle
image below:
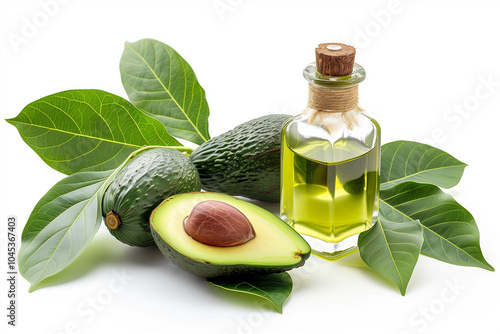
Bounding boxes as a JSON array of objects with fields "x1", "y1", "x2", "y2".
[{"x1": 280, "y1": 43, "x2": 381, "y2": 260}]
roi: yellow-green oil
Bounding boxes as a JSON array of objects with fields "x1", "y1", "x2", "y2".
[{"x1": 280, "y1": 119, "x2": 380, "y2": 258}]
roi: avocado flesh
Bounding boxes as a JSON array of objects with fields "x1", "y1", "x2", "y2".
[{"x1": 150, "y1": 192, "x2": 311, "y2": 278}]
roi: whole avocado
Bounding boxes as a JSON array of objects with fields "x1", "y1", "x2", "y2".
[
  {"x1": 190, "y1": 114, "x2": 290, "y2": 202},
  {"x1": 102, "y1": 147, "x2": 201, "y2": 247}
]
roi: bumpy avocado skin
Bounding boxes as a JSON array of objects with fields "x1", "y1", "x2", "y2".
[
  {"x1": 102, "y1": 148, "x2": 201, "y2": 247},
  {"x1": 189, "y1": 114, "x2": 290, "y2": 202}
]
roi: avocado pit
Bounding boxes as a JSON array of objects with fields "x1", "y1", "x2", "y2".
[{"x1": 184, "y1": 200, "x2": 256, "y2": 247}]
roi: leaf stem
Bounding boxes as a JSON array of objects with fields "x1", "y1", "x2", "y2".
[
  {"x1": 126, "y1": 145, "x2": 194, "y2": 161},
  {"x1": 166, "y1": 146, "x2": 194, "y2": 155}
]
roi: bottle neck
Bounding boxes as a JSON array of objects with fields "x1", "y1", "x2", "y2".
[
  {"x1": 303, "y1": 61, "x2": 365, "y2": 114},
  {"x1": 307, "y1": 83, "x2": 359, "y2": 113}
]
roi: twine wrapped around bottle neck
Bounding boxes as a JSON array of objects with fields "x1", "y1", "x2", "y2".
[{"x1": 307, "y1": 83, "x2": 359, "y2": 113}]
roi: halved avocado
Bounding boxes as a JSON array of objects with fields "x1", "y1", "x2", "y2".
[{"x1": 150, "y1": 192, "x2": 311, "y2": 278}]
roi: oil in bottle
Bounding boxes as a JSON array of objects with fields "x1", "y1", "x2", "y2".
[{"x1": 280, "y1": 43, "x2": 381, "y2": 260}]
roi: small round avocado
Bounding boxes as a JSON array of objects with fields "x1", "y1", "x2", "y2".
[
  {"x1": 150, "y1": 192, "x2": 311, "y2": 278},
  {"x1": 102, "y1": 148, "x2": 201, "y2": 247}
]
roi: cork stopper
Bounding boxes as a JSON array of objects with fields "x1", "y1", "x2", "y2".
[{"x1": 315, "y1": 43, "x2": 356, "y2": 77}]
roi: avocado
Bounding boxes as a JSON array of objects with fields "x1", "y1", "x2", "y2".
[
  {"x1": 102, "y1": 148, "x2": 201, "y2": 247},
  {"x1": 189, "y1": 114, "x2": 291, "y2": 202},
  {"x1": 150, "y1": 192, "x2": 311, "y2": 278}
]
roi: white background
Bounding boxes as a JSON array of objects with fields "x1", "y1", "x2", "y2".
[{"x1": 1, "y1": 0, "x2": 499, "y2": 333}]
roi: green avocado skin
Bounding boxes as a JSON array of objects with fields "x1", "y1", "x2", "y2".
[
  {"x1": 189, "y1": 114, "x2": 290, "y2": 202},
  {"x1": 150, "y1": 226, "x2": 310, "y2": 278},
  {"x1": 102, "y1": 148, "x2": 201, "y2": 247}
]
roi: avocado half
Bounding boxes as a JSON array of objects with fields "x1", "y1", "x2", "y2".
[{"x1": 150, "y1": 192, "x2": 311, "y2": 278}]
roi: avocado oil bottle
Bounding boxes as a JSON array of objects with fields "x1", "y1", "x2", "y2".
[{"x1": 280, "y1": 43, "x2": 381, "y2": 260}]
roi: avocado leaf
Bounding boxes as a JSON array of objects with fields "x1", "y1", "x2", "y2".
[
  {"x1": 380, "y1": 140, "x2": 467, "y2": 190},
  {"x1": 380, "y1": 182, "x2": 494, "y2": 271},
  {"x1": 358, "y1": 141, "x2": 494, "y2": 294},
  {"x1": 359, "y1": 141, "x2": 493, "y2": 294},
  {"x1": 120, "y1": 39, "x2": 210, "y2": 145},
  {"x1": 18, "y1": 147, "x2": 157, "y2": 292},
  {"x1": 358, "y1": 214, "x2": 423, "y2": 295},
  {"x1": 19, "y1": 170, "x2": 112, "y2": 292},
  {"x1": 6, "y1": 90, "x2": 184, "y2": 175},
  {"x1": 378, "y1": 141, "x2": 493, "y2": 271},
  {"x1": 208, "y1": 273, "x2": 293, "y2": 313}
]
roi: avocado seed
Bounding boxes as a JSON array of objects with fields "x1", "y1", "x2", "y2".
[{"x1": 184, "y1": 200, "x2": 255, "y2": 247}]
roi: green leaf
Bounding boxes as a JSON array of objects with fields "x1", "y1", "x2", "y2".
[
  {"x1": 18, "y1": 147, "x2": 156, "y2": 292},
  {"x1": 120, "y1": 38, "x2": 210, "y2": 145},
  {"x1": 6, "y1": 89, "x2": 182, "y2": 175},
  {"x1": 19, "y1": 170, "x2": 112, "y2": 292},
  {"x1": 381, "y1": 141, "x2": 467, "y2": 190},
  {"x1": 208, "y1": 273, "x2": 293, "y2": 313},
  {"x1": 358, "y1": 214, "x2": 423, "y2": 295},
  {"x1": 380, "y1": 182, "x2": 494, "y2": 271}
]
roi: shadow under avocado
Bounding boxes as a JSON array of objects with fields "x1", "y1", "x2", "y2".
[{"x1": 35, "y1": 235, "x2": 165, "y2": 291}]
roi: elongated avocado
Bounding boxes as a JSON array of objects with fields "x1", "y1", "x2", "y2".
[
  {"x1": 102, "y1": 148, "x2": 201, "y2": 247},
  {"x1": 150, "y1": 192, "x2": 311, "y2": 278},
  {"x1": 189, "y1": 114, "x2": 290, "y2": 202}
]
